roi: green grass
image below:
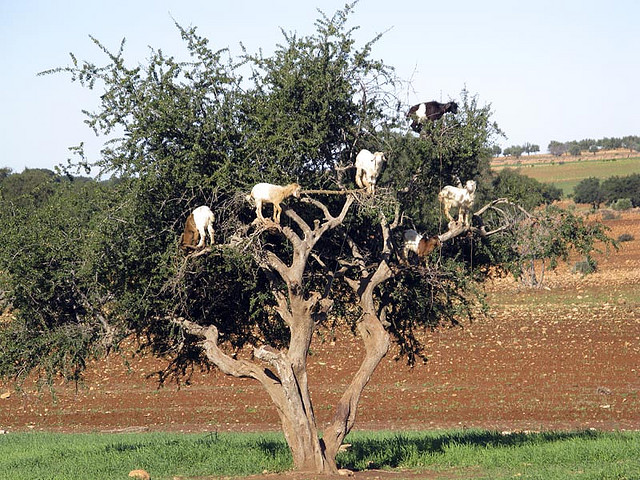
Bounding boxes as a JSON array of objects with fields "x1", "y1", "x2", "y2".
[
  {"x1": 1, "y1": 429, "x2": 639, "y2": 479},
  {"x1": 493, "y1": 156, "x2": 640, "y2": 196},
  {"x1": 0, "y1": 431, "x2": 291, "y2": 480}
]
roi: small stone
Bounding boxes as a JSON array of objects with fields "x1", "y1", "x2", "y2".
[{"x1": 129, "y1": 469, "x2": 150, "y2": 480}]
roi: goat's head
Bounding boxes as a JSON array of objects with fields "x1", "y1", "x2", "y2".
[
  {"x1": 418, "y1": 236, "x2": 441, "y2": 257},
  {"x1": 465, "y1": 180, "x2": 477, "y2": 193},
  {"x1": 372, "y1": 152, "x2": 386, "y2": 170},
  {"x1": 290, "y1": 183, "x2": 302, "y2": 198},
  {"x1": 446, "y1": 102, "x2": 459, "y2": 114}
]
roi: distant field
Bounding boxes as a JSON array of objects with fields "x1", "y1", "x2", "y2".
[{"x1": 491, "y1": 155, "x2": 640, "y2": 196}]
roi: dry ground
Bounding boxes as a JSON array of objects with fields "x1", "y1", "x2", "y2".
[{"x1": 1, "y1": 210, "x2": 639, "y2": 438}]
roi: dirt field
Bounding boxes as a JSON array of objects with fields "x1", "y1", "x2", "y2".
[{"x1": 1, "y1": 210, "x2": 639, "y2": 436}]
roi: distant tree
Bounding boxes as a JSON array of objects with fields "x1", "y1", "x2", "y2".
[
  {"x1": 548, "y1": 140, "x2": 567, "y2": 156},
  {"x1": 622, "y1": 135, "x2": 640, "y2": 153},
  {"x1": 509, "y1": 205, "x2": 614, "y2": 287},
  {"x1": 601, "y1": 174, "x2": 640, "y2": 207},
  {"x1": 573, "y1": 177, "x2": 604, "y2": 209},
  {"x1": 487, "y1": 168, "x2": 562, "y2": 210},
  {"x1": 0, "y1": 168, "x2": 58, "y2": 207},
  {"x1": 503, "y1": 145, "x2": 524, "y2": 158},
  {"x1": 588, "y1": 145, "x2": 600, "y2": 155},
  {"x1": 568, "y1": 143, "x2": 582, "y2": 156},
  {"x1": 522, "y1": 142, "x2": 539, "y2": 155},
  {"x1": 491, "y1": 145, "x2": 502, "y2": 157}
]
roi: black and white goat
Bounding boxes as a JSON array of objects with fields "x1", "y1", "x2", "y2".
[{"x1": 407, "y1": 101, "x2": 458, "y2": 132}]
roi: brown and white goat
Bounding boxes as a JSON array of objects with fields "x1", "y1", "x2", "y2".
[
  {"x1": 402, "y1": 229, "x2": 440, "y2": 264},
  {"x1": 438, "y1": 180, "x2": 477, "y2": 226},
  {"x1": 246, "y1": 182, "x2": 301, "y2": 223},
  {"x1": 355, "y1": 149, "x2": 386, "y2": 194},
  {"x1": 181, "y1": 205, "x2": 215, "y2": 250}
]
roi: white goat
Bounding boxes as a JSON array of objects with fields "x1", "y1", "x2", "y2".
[
  {"x1": 247, "y1": 182, "x2": 301, "y2": 223},
  {"x1": 181, "y1": 205, "x2": 215, "y2": 250},
  {"x1": 438, "y1": 180, "x2": 477, "y2": 226},
  {"x1": 403, "y1": 229, "x2": 440, "y2": 263},
  {"x1": 355, "y1": 149, "x2": 386, "y2": 194}
]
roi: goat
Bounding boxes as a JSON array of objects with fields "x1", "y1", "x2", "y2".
[
  {"x1": 181, "y1": 205, "x2": 215, "y2": 250},
  {"x1": 438, "y1": 180, "x2": 477, "y2": 226},
  {"x1": 247, "y1": 182, "x2": 301, "y2": 223},
  {"x1": 402, "y1": 229, "x2": 440, "y2": 264},
  {"x1": 407, "y1": 101, "x2": 458, "y2": 132},
  {"x1": 355, "y1": 149, "x2": 386, "y2": 194}
]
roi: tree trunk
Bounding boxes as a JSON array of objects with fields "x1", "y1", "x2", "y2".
[{"x1": 321, "y1": 260, "x2": 392, "y2": 470}]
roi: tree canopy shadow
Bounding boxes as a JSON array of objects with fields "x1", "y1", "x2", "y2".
[{"x1": 337, "y1": 429, "x2": 604, "y2": 471}]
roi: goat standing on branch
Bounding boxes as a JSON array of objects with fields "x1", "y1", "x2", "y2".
[
  {"x1": 354, "y1": 149, "x2": 386, "y2": 194},
  {"x1": 402, "y1": 229, "x2": 440, "y2": 264},
  {"x1": 438, "y1": 180, "x2": 477, "y2": 226},
  {"x1": 247, "y1": 182, "x2": 301, "y2": 223},
  {"x1": 407, "y1": 100, "x2": 458, "y2": 132},
  {"x1": 181, "y1": 205, "x2": 215, "y2": 251}
]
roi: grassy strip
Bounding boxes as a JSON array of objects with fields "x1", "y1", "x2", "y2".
[
  {"x1": 0, "y1": 429, "x2": 639, "y2": 479},
  {"x1": 493, "y1": 156, "x2": 640, "y2": 195}
]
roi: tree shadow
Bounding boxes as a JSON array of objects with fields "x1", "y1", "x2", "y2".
[{"x1": 338, "y1": 429, "x2": 603, "y2": 471}]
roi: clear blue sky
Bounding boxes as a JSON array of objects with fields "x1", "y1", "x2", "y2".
[{"x1": 1, "y1": 0, "x2": 638, "y2": 173}]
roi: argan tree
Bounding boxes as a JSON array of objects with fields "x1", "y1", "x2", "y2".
[{"x1": 0, "y1": 3, "x2": 614, "y2": 475}]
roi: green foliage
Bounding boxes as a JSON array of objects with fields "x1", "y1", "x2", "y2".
[
  {"x1": 601, "y1": 173, "x2": 640, "y2": 207},
  {"x1": 382, "y1": 258, "x2": 486, "y2": 365},
  {"x1": 505, "y1": 205, "x2": 615, "y2": 287},
  {"x1": 0, "y1": 181, "x2": 119, "y2": 384},
  {"x1": 384, "y1": 89, "x2": 501, "y2": 230},
  {"x1": 573, "y1": 177, "x2": 604, "y2": 208},
  {"x1": 572, "y1": 257, "x2": 598, "y2": 275},
  {"x1": 574, "y1": 173, "x2": 640, "y2": 208},
  {"x1": 610, "y1": 197, "x2": 633, "y2": 211},
  {"x1": 0, "y1": 168, "x2": 60, "y2": 208},
  {"x1": 242, "y1": 4, "x2": 395, "y2": 187},
  {"x1": 502, "y1": 143, "x2": 540, "y2": 158},
  {"x1": 487, "y1": 168, "x2": 562, "y2": 210}
]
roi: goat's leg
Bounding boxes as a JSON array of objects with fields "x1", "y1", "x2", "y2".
[
  {"x1": 255, "y1": 201, "x2": 265, "y2": 222},
  {"x1": 443, "y1": 202, "x2": 454, "y2": 222},
  {"x1": 207, "y1": 225, "x2": 215, "y2": 245},
  {"x1": 355, "y1": 170, "x2": 363, "y2": 189},
  {"x1": 196, "y1": 226, "x2": 206, "y2": 248},
  {"x1": 273, "y1": 204, "x2": 281, "y2": 223}
]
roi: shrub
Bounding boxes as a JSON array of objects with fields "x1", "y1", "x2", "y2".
[
  {"x1": 618, "y1": 233, "x2": 635, "y2": 242},
  {"x1": 610, "y1": 198, "x2": 633, "y2": 211},
  {"x1": 572, "y1": 257, "x2": 597, "y2": 275},
  {"x1": 600, "y1": 209, "x2": 619, "y2": 220}
]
